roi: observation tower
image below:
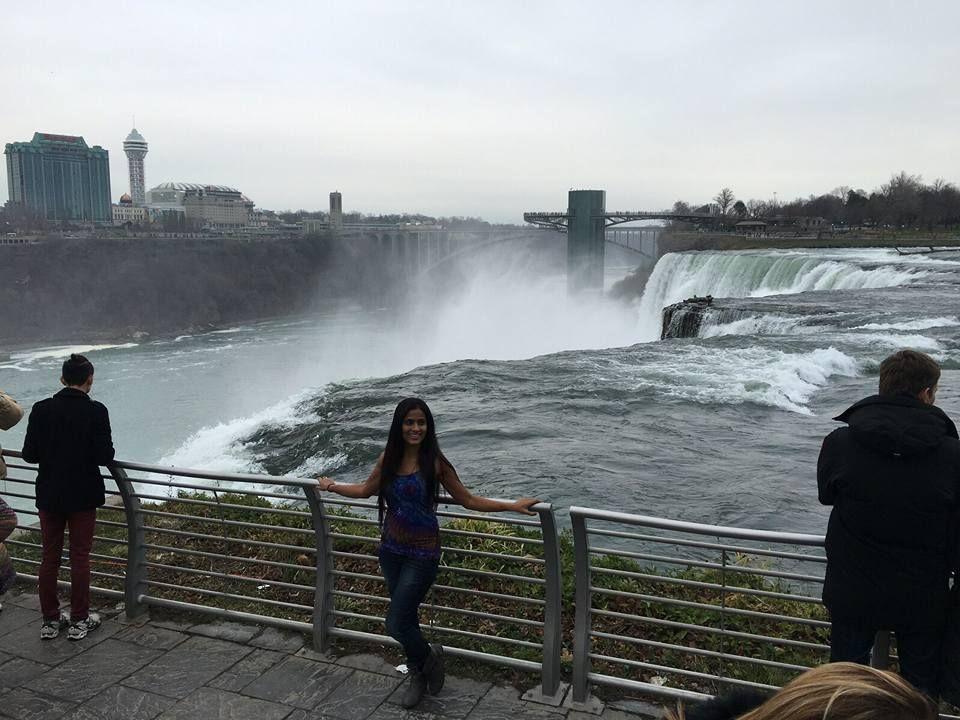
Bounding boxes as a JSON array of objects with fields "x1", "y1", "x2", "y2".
[{"x1": 123, "y1": 127, "x2": 148, "y2": 206}]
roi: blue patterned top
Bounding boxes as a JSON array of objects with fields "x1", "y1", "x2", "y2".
[{"x1": 381, "y1": 472, "x2": 441, "y2": 559}]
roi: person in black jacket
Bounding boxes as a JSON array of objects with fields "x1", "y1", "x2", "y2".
[
  {"x1": 818, "y1": 348, "x2": 960, "y2": 698},
  {"x1": 22, "y1": 354, "x2": 115, "y2": 641}
]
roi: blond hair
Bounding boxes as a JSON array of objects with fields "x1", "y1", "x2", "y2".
[{"x1": 665, "y1": 663, "x2": 936, "y2": 720}]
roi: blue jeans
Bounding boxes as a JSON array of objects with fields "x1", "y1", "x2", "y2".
[
  {"x1": 379, "y1": 547, "x2": 439, "y2": 671},
  {"x1": 830, "y1": 620, "x2": 942, "y2": 699}
]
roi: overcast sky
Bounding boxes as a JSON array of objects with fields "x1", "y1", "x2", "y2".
[{"x1": 2, "y1": 1, "x2": 958, "y2": 222}]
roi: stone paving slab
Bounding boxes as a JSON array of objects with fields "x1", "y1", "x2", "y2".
[
  {"x1": 207, "y1": 648, "x2": 286, "y2": 693},
  {"x1": 0, "y1": 686, "x2": 78, "y2": 719},
  {"x1": 465, "y1": 685, "x2": 567, "y2": 720},
  {"x1": 61, "y1": 685, "x2": 176, "y2": 720},
  {"x1": 122, "y1": 635, "x2": 253, "y2": 699},
  {"x1": 248, "y1": 626, "x2": 307, "y2": 652},
  {"x1": 385, "y1": 675, "x2": 492, "y2": 719},
  {"x1": 308, "y1": 669, "x2": 403, "y2": 720},
  {"x1": 0, "y1": 603, "x2": 36, "y2": 634},
  {"x1": 1, "y1": 614, "x2": 121, "y2": 666},
  {"x1": 0, "y1": 589, "x2": 663, "y2": 720},
  {"x1": 0, "y1": 656, "x2": 53, "y2": 694},
  {"x1": 189, "y1": 619, "x2": 260, "y2": 643},
  {"x1": 157, "y1": 687, "x2": 294, "y2": 720},
  {"x1": 25, "y1": 638, "x2": 163, "y2": 702},
  {"x1": 243, "y1": 655, "x2": 353, "y2": 708},
  {"x1": 333, "y1": 652, "x2": 402, "y2": 677},
  {"x1": 113, "y1": 624, "x2": 189, "y2": 651}
]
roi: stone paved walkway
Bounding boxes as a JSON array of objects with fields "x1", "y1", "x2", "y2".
[{"x1": 0, "y1": 589, "x2": 661, "y2": 720}]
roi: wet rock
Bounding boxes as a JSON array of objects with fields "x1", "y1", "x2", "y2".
[{"x1": 661, "y1": 295, "x2": 713, "y2": 339}]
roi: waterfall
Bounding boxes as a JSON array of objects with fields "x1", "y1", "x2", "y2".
[{"x1": 636, "y1": 251, "x2": 927, "y2": 340}]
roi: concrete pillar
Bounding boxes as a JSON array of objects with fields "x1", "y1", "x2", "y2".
[{"x1": 567, "y1": 190, "x2": 606, "y2": 294}]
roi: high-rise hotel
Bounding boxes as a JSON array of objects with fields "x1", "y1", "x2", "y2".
[{"x1": 5, "y1": 132, "x2": 112, "y2": 223}]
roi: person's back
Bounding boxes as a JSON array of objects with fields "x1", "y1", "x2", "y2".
[
  {"x1": 818, "y1": 349, "x2": 960, "y2": 697},
  {"x1": 23, "y1": 387, "x2": 115, "y2": 512},
  {"x1": 21, "y1": 353, "x2": 114, "y2": 641}
]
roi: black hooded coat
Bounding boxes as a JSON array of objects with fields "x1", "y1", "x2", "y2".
[{"x1": 818, "y1": 394, "x2": 960, "y2": 628}]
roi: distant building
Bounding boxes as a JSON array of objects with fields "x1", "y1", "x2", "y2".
[
  {"x1": 330, "y1": 191, "x2": 343, "y2": 228},
  {"x1": 5, "y1": 132, "x2": 112, "y2": 223},
  {"x1": 183, "y1": 186, "x2": 253, "y2": 229},
  {"x1": 123, "y1": 127, "x2": 148, "y2": 206},
  {"x1": 146, "y1": 182, "x2": 254, "y2": 229},
  {"x1": 113, "y1": 193, "x2": 149, "y2": 225}
]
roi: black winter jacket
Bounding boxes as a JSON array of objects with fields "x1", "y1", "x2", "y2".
[
  {"x1": 680, "y1": 689, "x2": 769, "y2": 719},
  {"x1": 21, "y1": 388, "x2": 115, "y2": 513},
  {"x1": 818, "y1": 394, "x2": 960, "y2": 628}
]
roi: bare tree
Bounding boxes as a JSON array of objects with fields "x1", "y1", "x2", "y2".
[{"x1": 714, "y1": 188, "x2": 735, "y2": 216}]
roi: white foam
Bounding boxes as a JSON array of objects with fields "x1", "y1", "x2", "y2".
[
  {"x1": 0, "y1": 343, "x2": 139, "y2": 369},
  {"x1": 156, "y1": 389, "x2": 319, "y2": 475},
  {"x1": 846, "y1": 333, "x2": 942, "y2": 352},
  {"x1": 854, "y1": 317, "x2": 960, "y2": 331},
  {"x1": 700, "y1": 315, "x2": 810, "y2": 338},
  {"x1": 617, "y1": 345, "x2": 860, "y2": 415}
]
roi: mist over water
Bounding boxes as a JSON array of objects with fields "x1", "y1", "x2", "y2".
[{"x1": 2, "y1": 247, "x2": 959, "y2": 532}]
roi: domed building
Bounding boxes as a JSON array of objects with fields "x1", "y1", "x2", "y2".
[
  {"x1": 112, "y1": 191, "x2": 148, "y2": 225},
  {"x1": 146, "y1": 182, "x2": 254, "y2": 229}
]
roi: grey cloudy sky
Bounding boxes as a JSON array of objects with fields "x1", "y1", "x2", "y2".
[{"x1": 3, "y1": 1, "x2": 958, "y2": 222}]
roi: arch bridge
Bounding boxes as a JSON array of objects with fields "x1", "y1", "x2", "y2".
[{"x1": 524, "y1": 191, "x2": 719, "y2": 293}]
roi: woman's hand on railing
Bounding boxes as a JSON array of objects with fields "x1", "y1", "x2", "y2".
[
  {"x1": 511, "y1": 497, "x2": 541, "y2": 516},
  {"x1": 317, "y1": 476, "x2": 335, "y2": 492}
]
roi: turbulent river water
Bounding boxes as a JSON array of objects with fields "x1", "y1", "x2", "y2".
[{"x1": 2, "y1": 247, "x2": 959, "y2": 534}]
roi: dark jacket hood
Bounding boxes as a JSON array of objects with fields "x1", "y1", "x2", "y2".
[{"x1": 834, "y1": 394, "x2": 959, "y2": 458}]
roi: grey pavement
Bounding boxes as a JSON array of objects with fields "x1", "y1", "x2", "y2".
[{"x1": 0, "y1": 589, "x2": 661, "y2": 720}]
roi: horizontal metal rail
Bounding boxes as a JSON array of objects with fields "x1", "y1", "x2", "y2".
[
  {"x1": 1, "y1": 449, "x2": 562, "y2": 701},
  {"x1": 570, "y1": 506, "x2": 844, "y2": 705}
]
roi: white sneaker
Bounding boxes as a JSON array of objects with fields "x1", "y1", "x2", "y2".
[
  {"x1": 40, "y1": 614, "x2": 70, "y2": 640},
  {"x1": 67, "y1": 612, "x2": 101, "y2": 641}
]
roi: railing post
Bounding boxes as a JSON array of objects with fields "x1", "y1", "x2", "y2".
[
  {"x1": 303, "y1": 484, "x2": 333, "y2": 653},
  {"x1": 522, "y1": 503, "x2": 567, "y2": 705},
  {"x1": 570, "y1": 509, "x2": 601, "y2": 709},
  {"x1": 110, "y1": 465, "x2": 148, "y2": 619},
  {"x1": 870, "y1": 631, "x2": 891, "y2": 669}
]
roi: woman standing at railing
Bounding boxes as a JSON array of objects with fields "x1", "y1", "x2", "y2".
[
  {"x1": 317, "y1": 397, "x2": 539, "y2": 709},
  {"x1": 0, "y1": 389, "x2": 24, "y2": 611}
]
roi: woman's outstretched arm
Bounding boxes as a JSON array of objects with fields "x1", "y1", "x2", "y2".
[
  {"x1": 438, "y1": 460, "x2": 539, "y2": 515},
  {"x1": 317, "y1": 454, "x2": 383, "y2": 499}
]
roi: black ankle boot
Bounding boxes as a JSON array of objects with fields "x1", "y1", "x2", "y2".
[
  {"x1": 424, "y1": 643, "x2": 445, "y2": 694},
  {"x1": 401, "y1": 670, "x2": 427, "y2": 709}
]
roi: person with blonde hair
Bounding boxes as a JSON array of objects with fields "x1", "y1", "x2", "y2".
[{"x1": 664, "y1": 663, "x2": 937, "y2": 720}]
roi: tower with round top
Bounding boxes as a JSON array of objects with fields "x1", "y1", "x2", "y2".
[{"x1": 123, "y1": 127, "x2": 148, "y2": 206}]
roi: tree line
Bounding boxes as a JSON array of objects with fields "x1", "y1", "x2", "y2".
[{"x1": 672, "y1": 172, "x2": 960, "y2": 230}]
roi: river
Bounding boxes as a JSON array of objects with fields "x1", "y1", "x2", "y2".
[{"x1": 2, "y1": 247, "x2": 958, "y2": 533}]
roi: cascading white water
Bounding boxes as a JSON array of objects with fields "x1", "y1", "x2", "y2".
[{"x1": 636, "y1": 251, "x2": 928, "y2": 340}]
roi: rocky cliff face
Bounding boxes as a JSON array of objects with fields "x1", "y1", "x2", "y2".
[
  {"x1": 660, "y1": 296, "x2": 715, "y2": 339},
  {"x1": 0, "y1": 236, "x2": 388, "y2": 344}
]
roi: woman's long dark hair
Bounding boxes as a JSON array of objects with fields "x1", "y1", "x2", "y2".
[{"x1": 378, "y1": 398, "x2": 454, "y2": 526}]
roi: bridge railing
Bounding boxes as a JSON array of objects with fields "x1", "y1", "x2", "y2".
[
  {"x1": 0, "y1": 450, "x2": 563, "y2": 702},
  {"x1": 568, "y1": 507, "x2": 893, "y2": 707}
]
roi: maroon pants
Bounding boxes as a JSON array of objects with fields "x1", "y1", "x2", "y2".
[{"x1": 38, "y1": 509, "x2": 96, "y2": 621}]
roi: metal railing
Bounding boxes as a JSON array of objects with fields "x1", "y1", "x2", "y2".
[
  {"x1": 2, "y1": 449, "x2": 904, "y2": 709},
  {"x1": 569, "y1": 506, "x2": 895, "y2": 705},
  {"x1": 0, "y1": 450, "x2": 563, "y2": 701}
]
